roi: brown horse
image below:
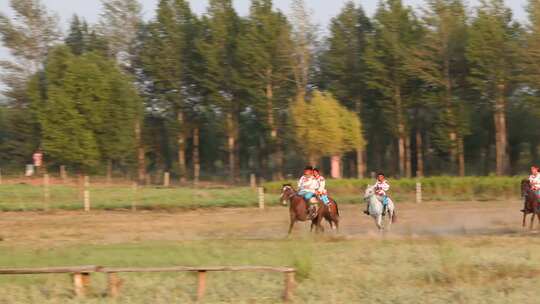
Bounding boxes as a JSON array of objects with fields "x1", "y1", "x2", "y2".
[
  {"x1": 521, "y1": 179, "x2": 540, "y2": 229},
  {"x1": 280, "y1": 184, "x2": 339, "y2": 235}
]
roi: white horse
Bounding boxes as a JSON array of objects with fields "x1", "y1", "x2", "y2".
[{"x1": 364, "y1": 185, "x2": 396, "y2": 230}]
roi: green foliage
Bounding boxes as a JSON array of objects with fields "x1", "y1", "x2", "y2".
[
  {"x1": 291, "y1": 90, "x2": 364, "y2": 160},
  {"x1": 365, "y1": 0, "x2": 422, "y2": 136},
  {"x1": 466, "y1": 0, "x2": 521, "y2": 102},
  {"x1": 320, "y1": 1, "x2": 371, "y2": 109},
  {"x1": 28, "y1": 46, "x2": 140, "y2": 171}
]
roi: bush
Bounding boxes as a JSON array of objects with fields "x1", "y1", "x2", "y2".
[{"x1": 264, "y1": 176, "x2": 522, "y2": 202}]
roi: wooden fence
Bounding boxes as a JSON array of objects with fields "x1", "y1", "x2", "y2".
[{"x1": 0, "y1": 265, "x2": 296, "y2": 301}]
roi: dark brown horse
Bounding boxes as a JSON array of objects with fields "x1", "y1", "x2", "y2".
[
  {"x1": 280, "y1": 184, "x2": 339, "y2": 235},
  {"x1": 521, "y1": 179, "x2": 540, "y2": 229}
]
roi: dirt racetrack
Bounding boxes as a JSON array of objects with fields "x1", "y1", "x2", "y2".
[{"x1": 0, "y1": 200, "x2": 533, "y2": 247}]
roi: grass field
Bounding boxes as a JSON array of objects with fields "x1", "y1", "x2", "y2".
[
  {"x1": 0, "y1": 176, "x2": 524, "y2": 211},
  {"x1": 0, "y1": 184, "x2": 270, "y2": 211},
  {"x1": 2, "y1": 237, "x2": 540, "y2": 303},
  {"x1": 0, "y1": 200, "x2": 539, "y2": 303}
]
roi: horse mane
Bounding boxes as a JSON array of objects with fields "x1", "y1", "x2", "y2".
[{"x1": 282, "y1": 183, "x2": 296, "y2": 191}]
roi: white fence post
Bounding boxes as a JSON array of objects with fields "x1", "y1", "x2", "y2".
[
  {"x1": 416, "y1": 180, "x2": 422, "y2": 204},
  {"x1": 83, "y1": 176, "x2": 90, "y2": 212},
  {"x1": 132, "y1": 182, "x2": 138, "y2": 212},
  {"x1": 163, "y1": 172, "x2": 170, "y2": 187},
  {"x1": 258, "y1": 187, "x2": 265, "y2": 209},
  {"x1": 250, "y1": 174, "x2": 257, "y2": 189}
]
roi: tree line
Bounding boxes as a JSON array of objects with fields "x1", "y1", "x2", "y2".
[{"x1": 1, "y1": 0, "x2": 540, "y2": 183}]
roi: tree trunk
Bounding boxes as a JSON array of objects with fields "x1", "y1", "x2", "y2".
[
  {"x1": 457, "y1": 136, "x2": 465, "y2": 176},
  {"x1": 405, "y1": 134, "x2": 412, "y2": 178},
  {"x1": 416, "y1": 129, "x2": 424, "y2": 178},
  {"x1": 135, "y1": 120, "x2": 145, "y2": 185},
  {"x1": 444, "y1": 54, "x2": 458, "y2": 175},
  {"x1": 395, "y1": 87, "x2": 406, "y2": 177},
  {"x1": 177, "y1": 111, "x2": 187, "y2": 183},
  {"x1": 193, "y1": 127, "x2": 200, "y2": 186},
  {"x1": 449, "y1": 132, "x2": 457, "y2": 174},
  {"x1": 266, "y1": 70, "x2": 283, "y2": 181},
  {"x1": 331, "y1": 155, "x2": 341, "y2": 179},
  {"x1": 226, "y1": 112, "x2": 236, "y2": 183},
  {"x1": 494, "y1": 84, "x2": 508, "y2": 176},
  {"x1": 355, "y1": 98, "x2": 365, "y2": 178},
  {"x1": 106, "y1": 159, "x2": 112, "y2": 184},
  {"x1": 308, "y1": 155, "x2": 317, "y2": 167},
  {"x1": 356, "y1": 148, "x2": 365, "y2": 179}
]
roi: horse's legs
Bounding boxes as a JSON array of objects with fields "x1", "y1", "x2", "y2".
[
  {"x1": 523, "y1": 212, "x2": 527, "y2": 228},
  {"x1": 386, "y1": 211, "x2": 393, "y2": 231},
  {"x1": 288, "y1": 213, "x2": 296, "y2": 235},
  {"x1": 530, "y1": 212, "x2": 535, "y2": 230},
  {"x1": 375, "y1": 215, "x2": 383, "y2": 230},
  {"x1": 315, "y1": 212, "x2": 324, "y2": 233}
]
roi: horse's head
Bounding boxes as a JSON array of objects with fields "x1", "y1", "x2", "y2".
[
  {"x1": 521, "y1": 179, "x2": 532, "y2": 197},
  {"x1": 364, "y1": 185, "x2": 376, "y2": 199},
  {"x1": 280, "y1": 184, "x2": 296, "y2": 205}
]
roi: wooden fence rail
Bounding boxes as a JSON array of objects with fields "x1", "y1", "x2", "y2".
[{"x1": 0, "y1": 265, "x2": 296, "y2": 301}]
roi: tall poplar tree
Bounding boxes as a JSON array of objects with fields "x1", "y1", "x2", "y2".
[
  {"x1": 238, "y1": 0, "x2": 294, "y2": 180},
  {"x1": 0, "y1": 0, "x2": 61, "y2": 165},
  {"x1": 466, "y1": 0, "x2": 521, "y2": 175},
  {"x1": 142, "y1": 0, "x2": 198, "y2": 182},
  {"x1": 320, "y1": 1, "x2": 371, "y2": 177},
  {"x1": 197, "y1": 0, "x2": 244, "y2": 182},
  {"x1": 365, "y1": 0, "x2": 422, "y2": 177},
  {"x1": 410, "y1": 0, "x2": 468, "y2": 176}
]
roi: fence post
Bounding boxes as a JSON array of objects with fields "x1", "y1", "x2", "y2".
[
  {"x1": 43, "y1": 174, "x2": 50, "y2": 211},
  {"x1": 283, "y1": 271, "x2": 295, "y2": 302},
  {"x1": 108, "y1": 273, "x2": 121, "y2": 298},
  {"x1": 132, "y1": 182, "x2": 138, "y2": 212},
  {"x1": 163, "y1": 172, "x2": 170, "y2": 187},
  {"x1": 197, "y1": 270, "x2": 207, "y2": 301},
  {"x1": 83, "y1": 176, "x2": 90, "y2": 212},
  {"x1": 258, "y1": 187, "x2": 265, "y2": 210},
  {"x1": 73, "y1": 272, "x2": 90, "y2": 297},
  {"x1": 416, "y1": 180, "x2": 422, "y2": 204},
  {"x1": 250, "y1": 173, "x2": 257, "y2": 189},
  {"x1": 60, "y1": 165, "x2": 67, "y2": 183}
]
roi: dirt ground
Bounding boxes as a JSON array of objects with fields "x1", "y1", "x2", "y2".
[{"x1": 0, "y1": 200, "x2": 534, "y2": 247}]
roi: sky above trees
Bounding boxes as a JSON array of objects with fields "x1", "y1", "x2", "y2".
[
  {"x1": 0, "y1": 0, "x2": 528, "y2": 87},
  {"x1": 0, "y1": 0, "x2": 527, "y2": 63}
]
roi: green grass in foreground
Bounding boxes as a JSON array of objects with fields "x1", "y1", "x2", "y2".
[{"x1": 1, "y1": 237, "x2": 540, "y2": 303}]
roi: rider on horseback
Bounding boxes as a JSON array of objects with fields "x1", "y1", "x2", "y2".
[
  {"x1": 527, "y1": 165, "x2": 540, "y2": 207},
  {"x1": 313, "y1": 168, "x2": 331, "y2": 207},
  {"x1": 297, "y1": 166, "x2": 319, "y2": 218},
  {"x1": 364, "y1": 172, "x2": 390, "y2": 215}
]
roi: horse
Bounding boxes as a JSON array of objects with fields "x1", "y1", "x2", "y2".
[
  {"x1": 364, "y1": 185, "x2": 396, "y2": 231},
  {"x1": 280, "y1": 184, "x2": 339, "y2": 235},
  {"x1": 521, "y1": 179, "x2": 540, "y2": 230}
]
